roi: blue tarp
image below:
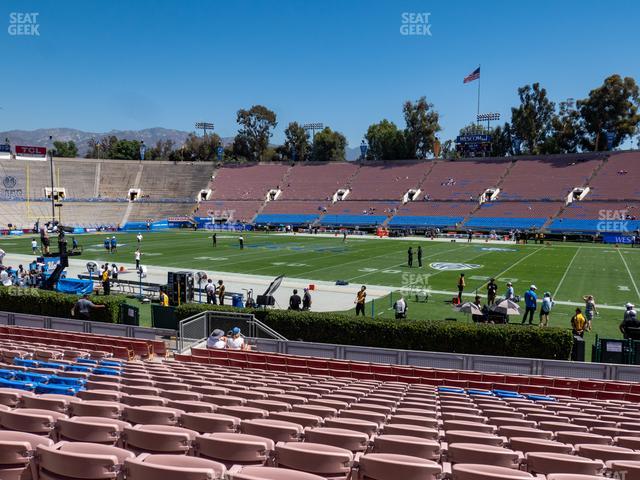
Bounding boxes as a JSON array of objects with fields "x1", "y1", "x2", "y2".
[{"x1": 56, "y1": 278, "x2": 93, "y2": 295}]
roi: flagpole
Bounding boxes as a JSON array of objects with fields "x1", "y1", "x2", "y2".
[{"x1": 476, "y1": 64, "x2": 481, "y2": 126}]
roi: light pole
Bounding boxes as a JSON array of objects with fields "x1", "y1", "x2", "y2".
[
  {"x1": 476, "y1": 113, "x2": 500, "y2": 131},
  {"x1": 195, "y1": 122, "x2": 215, "y2": 136},
  {"x1": 303, "y1": 123, "x2": 324, "y2": 142},
  {"x1": 139, "y1": 141, "x2": 146, "y2": 163},
  {"x1": 48, "y1": 136, "x2": 56, "y2": 224},
  {"x1": 360, "y1": 140, "x2": 368, "y2": 161}
]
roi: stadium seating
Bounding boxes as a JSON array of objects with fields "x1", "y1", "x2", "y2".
[
  {"x1": 465, "y1": 202, "x2": 563, "y2": 230},
  {"x1": 389, "y1": 201, "x2": 475, "y2": 228},
  {"x1": 347, "y1": 162, "x2": 430, "y2": 200},
  {"x1": 209, "y1": 164, "x2": 290, "y2": 201},
  {"x1": 1, "y1": 329, "x2": 640, "y2": 479},
  {"x1": 279, "y1": 163, "x2": 359, "y2": 200},
  {"x1": 196, "y1": 200, "x2": 264, "y2": 224},
  {"x1": 587, "y1": 152, "x2": 640, "y2": 201}
]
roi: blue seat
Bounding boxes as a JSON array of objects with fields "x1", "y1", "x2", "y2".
[
  {"x1": 34, "y1": 383, "x2": 80, "y2": 395},
  {"x1": 0, "y1": 369, "x2": 16, "y2": 380},
  {"x1": 0, "y1": 378, "x2": 35, "y2": 391},
  {"x1": 93, "y1": 368, "x2": 120, "y2": 376},
  {"x1": 98, "y1": 360, "x2": 121, "y2": 367},
  {"x1": 467, "y1": 389, "x2": 494, "y2": 396},
  {"x1": 15, "y1": 372, "x2": 50, "y2": 384},
  {"x1": 320, "y1": 215, "x2": 386, "y2": 226},
  {"x1": 254, "y1": 214, "x2": 319, "y2": 225},
  {"x1": 65, "y1": 365, "x2": 93, "y2": 373},
  {"x1": 438, "y1": 386, "x2": 465, "y2": 393},
  {"x1": 493, "y1": 389, "x2": 525, "y2": 398},
  {"x1": 526, "y1": 394, "x2": 556, "y2": 402},
  {"x1": 465, "y1": 217, "x2": 546, "y2": 229},
  {"x1": 48, "y1": 376, "x2": 86, "y2": 387},
  {"x1": 388, "y1": 216, "x2": 463, "y2": 228},
  {"x1": 14, "y1": 358, "x2": 40, "y2": 368},
  {"x1": 38, "y1": 361, "x2": 65, "y2": 370},
  {"x1": 76, "y1": 358, "x2": 98, "y2": 365}
]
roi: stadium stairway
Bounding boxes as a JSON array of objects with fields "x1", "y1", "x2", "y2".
[{"x1": 119, "y1": 164, "x2": 144, "y2": 227}]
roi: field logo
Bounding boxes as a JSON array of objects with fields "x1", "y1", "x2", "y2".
[
  {"x1": 430, "y1": 262, "x2": 481, "y2": 271},
  {"x1": 8, "y1": 12, "x2": 40, "y2": 36},
  {"x1": 400, "y1": 12, "x2": 432, "y2": 36},
  {"x1": 479, "y1": 247, "x2": 516, "y2": 252},
  {"x1": 597, "y1": 209, "x2": 631, "y2": 233}
]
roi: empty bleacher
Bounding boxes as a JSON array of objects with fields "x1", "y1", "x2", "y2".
[
  {"x1": 138, "y1": 162, "x2": 212, "y2": 200},
  {"x1": 98, "y1": 161, "x2": 141, "y2": 199},
  {"x1": 466, "y1": 202, "x2": 563, "y2": 230},
  {"x1": 347, "y1": 162, "x2": 430, "y2": 200},
  {"x1": 419, "y1": 159, "x2": 510, "y2": 201},
  {"x1": 587, "y1": 152, "x2": 640, "y2": 201},
  {"x1": 280, "y1": 163, "x2": 359, "y2": 200},
  {"x1": 549, "y1": 201, "x2": 640, "y2": 233},
  {"x1": 389, "y1": 202, "x2": 476, "y2": 228},
  {"x1": 498, "y1": 155, "x2": 604, "y2": 201},
  {"x1": 196, "y1": 200, "x2": 264, "y2": 223},
  {"x1": 209, "y1": 164, "x2": 290, "y2": 201}
]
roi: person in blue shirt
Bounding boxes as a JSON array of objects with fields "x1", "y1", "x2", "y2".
[
  {"x1": 522, "y1": 285, "x2": 538, "y2": 325},
  {"x1": 505, "y1": 282, "x2": 515, "y2": 301},
  {"x1": 110, "y1": 236, "x2": 117, "y2": 253},
  {"x1": 103, "y1": 238, "x2": 110, "y2": 253}
]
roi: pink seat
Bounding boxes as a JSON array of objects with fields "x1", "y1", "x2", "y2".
[
  {"x1": 275, "y1": 441, "x2": 353, "y2": 478},
  {"x1": 227, "y1": 465, "x2": 325, "y2": 480},
  {"x1": 451, "y1": 464, "x2": 534, "y2": 480},
  {"x1": 387, "y1": 414, "x2": 438, "y2": 428},
  {"x1": 508, "y1": 437, "x2": 572, "y2": 454},
  {"x1": 575, "y1": 443, "x2": 640, "y2": 462},
  {"x1": 216, "y1": 406, "x2": 269, "y2": 420},
  {"x1": 71, "y1": 401, "x2": 124, "y2": 419},
  {"x1": 123, "y1": 424, "x2": 198, "y2": 454},
  {"x1": 124, "y1": 453, "x2": 226, "y2": 480},
  {"x1": 447, "y1": 443, "x2": 520, "y2": 468},
  {"x1": 268, "y1": 411, "x2": 323, "y2": 428},
  {"x1": 37, "y1": 441, "x2": 134, "y2": 480},
  {"x1": 0, "y1": 431, "x2": 54, "y2": 480},
  {"x1": 22, "y1": 394, "x2": 81, "y2": 414},
  {"x1": 77, "y1": 390, "x2": 123, "y2": 402},
  {"x1": 382, "y1": 423, "x2": 438, "y2": 439},
  {"x1": 445, "y1": 430, "x2": 503, "y2": 446},
  {"x1": 165, "y1": 400, "x2": 216, "y2": 413},
  {"x1": 606, "y1": 460, "x2": 640, "y2": 480},
  {"x1": 0, "y1": 408, "x2": 68, "y2": 435},
  {"x1": 56, "y1": 416, "x2": 131, "y2": 445},
  {"x1": 357, "y1": 453, "x2": 442, "y2": 480},
  {"x1": 0, "y1": 388, "x2": 35, "y2": 407},
  {"x1": 324, "y1": 418, "x2": 379, "y2": 436},
  {"x1": 373, "y1": 434, "x2": 440, "y2": 460},
  {"x1": 180, "y1": 412, "x2": 241, "y2": 434},
  {"x1": 525, "y1": 452, "x2": 603, "y2": 475},
  {"x1": 304, "y1": 427, "x2": 370, "y2": 453},
  {"x1": 240, "y1": 418, "x2": 304, "y2": 443},
  {"x1": 195, "y1": 432, "x2": 274, "y2": 466},
  {"x1": 122, "y1": 406, "x2": 184, "y2": 425}
]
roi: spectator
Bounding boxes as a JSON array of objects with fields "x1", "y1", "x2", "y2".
[
  {"x1": 539, "y1": 292, "x2": 555, "y2": 327},
  {"x1": 457, "y1": 274, "x2": 465, "y2": 303},
  {"x1": 472, "y1": 295, "x2": 486, "y2": 323},
  {"x1": 289, "y1": 289, "x2": 302, "y2": 311},
  {"x1": 583, "y1": 295, "x2": 598, "y2": 332},
  {"x1": 217, "y1": 280, "x2": 225, "y2": 305},
  {"x1": 227, "y1": 327, "x2": 245, "y2": 350},
  {"x1": 355, "y1": 285, "x2": 367, "y2": 316},
  {"x1": 393, "y1": 296, "x2": 407, "y2": 319},
  {"x1": 302, "y1": 288, "x2": 312, "y2": 311},
  {"x1": 407, "y1": 247, "x2": 413, "y2": 268},
  {"x1": 136, "y1": 232, "x2": 143, "y2": 244},
  {"x1": 504, "y1": 282, "x2": 515, "y2": 301},
  {"x1": 72, "y1": 294, "x2": 105, "y2": 320},
  {"x1": 206, "y1": 329, "x2": 227, "y2": 349},
  {"x1": 417, "y1": 246, "x2": 423, "y2": 267},
  {"x1": 31, "y1": 239, "x2": 38, "y2": 254},
  {"x1": 135, "y1": 248, "x2": 142, "y2": 270},
  {"x1": 620, "y1": 304, "x2": 640, "y2": 338},
  {"x1": 571, "y1": 308, "x2": 587, "y2": 337},
  {"x1": 522, "y1": 285, "x2": 537, "y2": 325},
  {"x1": 101, "y1": 265, "x2": 110, "y2": 295},
  {"x1": 159, "y1": 287, "x2": 169, "y2": 307},
  {"x1": 238, "y1": 235, "x2": 244, "y2": 249},
  {"x1": 487, "y1": 278, "x2": 498, "y2": 305},
  {"x1": 205, "y1": 279, "x2": 216, "y2": 304}
]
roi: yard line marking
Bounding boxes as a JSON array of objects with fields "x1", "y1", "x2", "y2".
[
  {"x1": 618, "y1": 249, "x2": 640, "y2": 301},
  {"x1": 478, "y1": 247, "x2": 542, "y2": 290},
  {"x1": 554, "y1": 246, "x2": 581, "y2": 299}
]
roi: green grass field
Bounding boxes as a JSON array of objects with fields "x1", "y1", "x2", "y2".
[{"x1": 2, "y1": 230, "x2": 638, "y2": 359}]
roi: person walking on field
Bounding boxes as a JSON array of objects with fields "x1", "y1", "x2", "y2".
[
  {"x1": 583, "y1": 295, "x2": 598, "y2": 332},
  {"x1": 134, "y1": 248, "x2": 142, "y2": 270},
  {"x1": 417, "y1": 246, "x2": 423, "y2": 267},
  {"x1": 355, "y1": 285, "x2": 367, "y2": 316},
  {"x1": 487, "y1": 278, "x2": 498, "y2": 305},
  {"x1": 539, "y1": 291, "x2": 555, "y2": 327},
  {"x1": 238, "y1": 235, "x2": 244, "y2": 249},
  {"x1": 522, "y1": 285, "x2": 538, "y2": 325},
  {"x1": 302, "y1": 288, "x2": 312, "y2": 311},
  {"x1": 217, "y1": 280, "x2": 226, "y2": 305},
  {"x1": 407, "y1": 247, "x2": 413, "y2": 268},
  {"x1": 457, "y1": 274, "x2": 465, "y2": 303},
  {"x1": 571, "y1": 308, "x2": 587, "y2": 337},
  {"x1": 212, "y1": 233, "x2": 217, "y2": 248}
]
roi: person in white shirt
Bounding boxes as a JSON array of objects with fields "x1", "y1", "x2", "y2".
[
  {"x1": 31, "y1": 239, "x2": 38, "y2": 254},
  {"x1": 206, "y1": 329, "x2": 227, "y2": 349},
  {"x1": 393, "y1": 296, "x2": 407, "y2": 319},
  {"x1": 134, "y1": 248, "x2": 142, "y2": 270},
  {"x1": 205, "y1": 278, "x2": 216, "y2": 304},
  {"x1": 136, "y1": 233, "x2": 143, "y2": 244},
  {"x1": 505, "y1": 282, "x2": 515, "y2": 301},
  {"x1": 0, "y1": 249, "x2": 5, "y2": 265},
  {"x1": 227, "y1": 327, "x2": 245, "y2": 350}
]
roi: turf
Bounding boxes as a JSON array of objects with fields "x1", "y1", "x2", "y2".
[{"x1": 2, "y1": 231, "x2": 639, "y2": 360}]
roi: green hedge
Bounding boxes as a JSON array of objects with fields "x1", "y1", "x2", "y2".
[
  {"x1": 175, "y1": 303, "x2": 573, "y2": 360},
  {"x1": 0, "y1": 287, "x2": 125, "y2": 324}
]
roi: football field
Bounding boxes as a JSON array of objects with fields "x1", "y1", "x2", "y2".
[{"x1": 1, "y1": 231, "x2": 638, "y2": 357}]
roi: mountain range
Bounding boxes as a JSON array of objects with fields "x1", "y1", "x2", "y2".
[{"x1": 0, "y1": 127, "x2": 360, "y2": 160}]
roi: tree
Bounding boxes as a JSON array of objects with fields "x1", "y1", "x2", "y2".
[
  {"x1": 279, "y1": 122, "x2": 310, "y2": 162},
  {"x1": 577, "y1": 74, "x2": 640, "y2": 151},
  {"x1": 545, "y1": 99, "x2": 583, "y2": 154},
  {"x1": 403, "y1": 97, "x2": 441, "y2": 159},
  {"x1": 52, "y1": 140, "x2": 78, "y2": 158},
  {"x1": 310, "y1": 127, "x2": 347, "y2": 162},
  {"x1": 234, "y1": 105, "x2": 277, "y2": 161},
  {"x1": 510, "y1": 83, "x2": 555, "y2": 154},
  {"x1": 364, "y1": 119, "x2": 409, "y2": 160},
  {"x1": 171, "y1": 133, "x2": 222, "y2": 162},
  {"x1": 144, "y1": 139, "x2": 175, "y2": 161}
]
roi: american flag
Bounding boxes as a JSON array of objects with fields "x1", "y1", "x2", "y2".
[{"x1": 463, "y1": 67, "x2": 480, "y2": 84}]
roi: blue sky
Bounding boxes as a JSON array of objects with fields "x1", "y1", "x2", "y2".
[{"x1": 2, "y1": 0, "x2": 639, "y2": 147}]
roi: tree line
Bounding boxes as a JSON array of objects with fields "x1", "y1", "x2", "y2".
[{"x1": 51, "y1": 74, "x2": 638, "y2": 162}]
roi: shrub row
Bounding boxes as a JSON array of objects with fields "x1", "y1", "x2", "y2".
[
  {"x1": 175, "y1": 303, "x2": 573, "y2": 360},
  {"x1": 0, "y1": 287, "x2": 126, "y2": 324}
]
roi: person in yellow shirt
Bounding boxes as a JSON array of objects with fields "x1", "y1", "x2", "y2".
[
  {"x1": 355, "y1": 285, "x2": 367, "y2": 316},
  {"x1": 159, "y1": 287, "x2": 169, "y2": 307},
  {"x1": 571, "y1": 308, "x2": 586, "y2": 337}
]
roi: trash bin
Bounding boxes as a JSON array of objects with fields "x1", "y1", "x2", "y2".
[
  {"x1": 232, "y1": 294, "x2": 244, "y2": 308},
  {"x1": 120, "y1": 304, "x2": 139, "y2": 326},
  {"x1": 571, "y1": 335, "x2": 585, "y2": 362}
]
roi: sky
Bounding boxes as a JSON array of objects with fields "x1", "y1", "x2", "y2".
[{"x1": 2, "y1": 0, "x2": 639, "y2": 148}]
